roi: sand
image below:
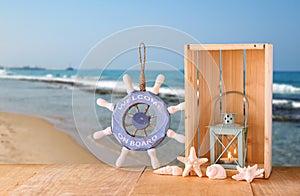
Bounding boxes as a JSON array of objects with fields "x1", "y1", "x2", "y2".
[{"x1": 0, "y1": 112, "x2": 100, "y2": 164}]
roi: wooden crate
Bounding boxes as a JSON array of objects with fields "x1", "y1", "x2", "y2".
[{"x1": 184, "y1": 44, "x2": 273, "y2": 178}]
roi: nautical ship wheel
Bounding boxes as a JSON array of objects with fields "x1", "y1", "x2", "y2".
[{"x1": 93, "y1": 42, "x2": 185, "y2": 169}]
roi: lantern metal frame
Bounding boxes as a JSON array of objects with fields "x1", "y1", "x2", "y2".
[{"x1": 209, "y1": 91, "x2": 249, "y2": 169}]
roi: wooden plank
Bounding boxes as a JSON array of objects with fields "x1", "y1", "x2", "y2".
[
  {"x1": 264, "y1": 44, "x2": 273, "y2": 178},
  {"x1": 198, "y1": 50, "x2": 220, "y2": 158},
  {"x1": 222, "y1": 50, "x2": 244, "y2": 124},
  {"x1": 251, "y1": 167, "x2": 300, "y2": 195},
  {"x1": 189, "y1": 44, "x2": 265, "y2": 51},
  {"x1": 132, "y1": 168, "x2": 253, "y2": 196},
  {"x1": 184, "y1": 45, "x2": 192, "y2": 156},
  {"x1": 0, "y1": 164, "x2": 144, "y2": 195},
  {"x1": 245, "y1": 49, "x2": 265, "y2": 164},
  {"x1": 1, "y1": 165, "x2": 299, "y2": 195},
  {"x1": 0, "y1": 165, "x2": 47, "y2": 193},
  {"x1": 184, "y1": 45, "x2": 198, "y2": 156},
  {"x1": 190, "y1": 50, "x2": 198, "y2": 153}
]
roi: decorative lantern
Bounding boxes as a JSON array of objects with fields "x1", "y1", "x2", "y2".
[{"x1": 209, "y1": 91, "x2": 249, "y2": 169}]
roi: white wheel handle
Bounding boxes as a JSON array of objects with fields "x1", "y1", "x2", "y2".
[
  {"x1": 97, "y1": 98, "x2": 114, "y2": 111},
  {"x1": 115, "y1": 147, "x2": 129, "y2": 168},
  {"x1": 123, "y1": 74, "x2": 135, "y2": 94},
  {"x1": 167, "y1": 129, "x2": 185, "y2": 143},
  {"x1": 151, "y1": 74, "x2": 165, "y2": 95},
  {"x1": 147, "y1": 149, "x2": 160, "y2": 169},
  {"x1": 167, "y1": 102, "x2": 185, "y2": 114},
  {"x1": 93, "y1": 127, "x2": 112, "y2": 140}
]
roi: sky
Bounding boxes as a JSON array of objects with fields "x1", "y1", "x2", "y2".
[{"x1": 0, "y1": 0, "x2": 299, "y2": 71}]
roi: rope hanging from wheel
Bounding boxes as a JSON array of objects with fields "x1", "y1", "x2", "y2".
[{"x1": 139, "y1": 42, "x2": 146, "y2": 91}]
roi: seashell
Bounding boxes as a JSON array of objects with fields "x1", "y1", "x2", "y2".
[
  {"x1": 153, "y1": 165, "x2": 183, "y2": 176},
  {"x1": 232, "y1": 164, "x2": 264, "y2": 183},
  {"x1": 206, "y1": 164, "x2": 227, "y2": 179}
]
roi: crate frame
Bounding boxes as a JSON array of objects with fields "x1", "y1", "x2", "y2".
[{"x1": 184, "y1": 44, "x2": 273, "y2": 178}]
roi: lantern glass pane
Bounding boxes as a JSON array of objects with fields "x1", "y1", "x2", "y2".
[{"x1": 215, "y1": 135, "x2": 239, "y2": 165}]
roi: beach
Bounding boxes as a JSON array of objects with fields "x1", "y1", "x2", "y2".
[{"x1": 0, "y1": 112, "x2": 99, "y2": 164}]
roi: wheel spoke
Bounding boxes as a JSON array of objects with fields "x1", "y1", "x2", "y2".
[
  {"x1": 132, "y1": 129, "x2": 138, "y2": 137},
  {"x1": 149, "y1": 115, "x2": 157, "y2": 119},
  {"x1": 144, "y1": 104, "x2": 150, "y2": 114},
  {"x1": 126, "y1": 113, "x2": 134, "y2": 117},
  {"x1": 143, "y1": 129, "x2": 147, "y2": 137},
  {"x1": 125, "y1": 123, "x2": 133, "y2": 127},
  {"x1": 134, "y1": 104, "x2": 139, "y2": 112}
]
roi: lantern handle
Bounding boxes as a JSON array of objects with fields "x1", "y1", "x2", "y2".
[{"x1": 212, "y1": 91, "x2": 249, "y2": 127}]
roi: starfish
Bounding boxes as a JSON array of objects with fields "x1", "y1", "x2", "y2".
[
  {"x1": 232, "y1": 164, "x2": 264, "y2": 183},
  {"x1": 177, "y1": 146, "x2": 208, "y2": 177}
]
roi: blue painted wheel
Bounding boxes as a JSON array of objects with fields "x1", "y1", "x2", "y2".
[{"x1": 112, "y1": 91, "x2": 170, "y2": 151}]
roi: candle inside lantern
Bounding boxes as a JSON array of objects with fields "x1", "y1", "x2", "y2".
[
  {"x1": 218, "y1": 150, "x2": 238, "y2": 164},
  {"x1": 228, "y1": 151, "x2": 232, "y2": 160}
]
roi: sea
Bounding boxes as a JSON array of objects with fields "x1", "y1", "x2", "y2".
[{"x1": 0, "y1": 69, "x2": 299, "y2": 166}]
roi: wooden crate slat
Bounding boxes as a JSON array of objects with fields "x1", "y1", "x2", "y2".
[
  {"x1": 264, "y1": 44, "x2": 273, "y2": 178},
  {"x1": 189, "y1": 44, "x2": 265, "y2": 51},
  {"x1": 222, "y1": 50, "x2": 244, "y2": 124},
  {"x1": 198, "y1": 50, "x2": 220, "y2": 158},
  {"x1": 191, "y1": 49, "x2": 198, "y2": 153},
  {"x1": 184, "y1": 46, "x2": 198, "y2": 156},
  {"x1": 245, "y1": 49, "x2": 265, "y2": 164}
]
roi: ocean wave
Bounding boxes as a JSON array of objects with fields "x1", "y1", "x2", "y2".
[
  {"x1": 273, "y1": 99, "x2": 300, "y2": 122},
  {"x1": 272, "y1": 114, "x2": 300, "y2": 122},
  {"x1": 273, "y1": 99, "x2": 289, "y2": 105},
  {"x1": 0, "y1": 73, "x2": 184, "y2": 99},
  {"x1": 0, "y1": 69, "x2": 13, "y2": 76},
  {"x1": 0, "y1": 73, "x2": 75, "y2": 85},
  {"x1": 273, "y1": 83, "x2": 300, "y2": 94},
  {"x1": 1, "y1": 72, "x2": 299, "y2": 100},
  {"x1": 292, "y1": 101, "x2": 300, "y2": 108},
  {"x1": 0, "y1": 69, "x2": 7, "y2": 75},
  {"x1": 273, "y1": 99, "x2": 300, "y2": 109}
]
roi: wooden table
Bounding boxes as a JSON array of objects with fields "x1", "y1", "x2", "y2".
[{"x1": 0, "y1": 165, "x2": 299, "y2": 195}]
